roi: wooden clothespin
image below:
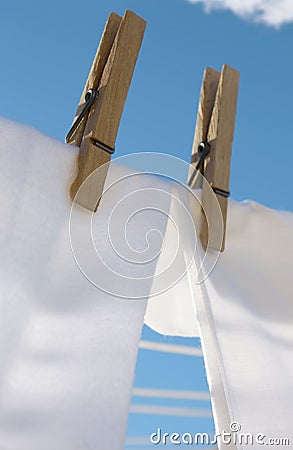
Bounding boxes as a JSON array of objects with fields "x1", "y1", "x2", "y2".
[
  {"x1": 66, "y1": 10, "x2": 146, "y2": 211},
  {"x1": 188, "y1": 65, "x2": 239, "y2": 252}
]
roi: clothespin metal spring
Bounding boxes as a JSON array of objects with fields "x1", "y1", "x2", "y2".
[
  {"x1": 66, "y1": 89, "x2": 98, "y2": 144},
  {"x1": 212, "y1": 186, "x2": 230, "y2": 198},
  {"x1": 66, "y1": 87, "x2": 115, "y2": 155},
  {"x1": 188, "y1": 141, "x2": 210, "y2": 187},
  {"x1": 188, "y1": 140, "x2": 230, "y2": 200}
]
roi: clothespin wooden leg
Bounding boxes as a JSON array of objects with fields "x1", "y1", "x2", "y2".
[
  {"x1": 67, "y1": 10, "x2": 146, "y2": 211},
  {"x1": 188, "y1": 67, "x2": 220, "y2": 184},
  {"x1": 189, "y1": 65, "x2": 240, "y2": 251},
  {"x1": 67, "y1": 12, "x2": 122, "y2": 149}
]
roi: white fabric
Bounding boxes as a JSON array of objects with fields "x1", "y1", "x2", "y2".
[
  {"x1": 145, "y1": 184, "x2": 201, "y2": 336},
  {"x1": 197, "y1": 201, "x2": 293, "y2": 448},
  {"x1": 145, "y1": 183, "x2": 221, "y2": 337},
  {"x1": 0, "y1": 118, "x2": 170, "y2": 450},
  {"x1": 147, "y1": 188, "x2": 293, "y2": 448},
  {"x1": 2, "y1": 116, "x2": 293, "y2": 449}
]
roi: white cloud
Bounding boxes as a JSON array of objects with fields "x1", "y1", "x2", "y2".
[{"x1": 187, "y1": 0, "x2": 293, "y2": 28}]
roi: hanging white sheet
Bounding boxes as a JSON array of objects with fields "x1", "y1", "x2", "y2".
[
  {"x1": 0, "y1": 118, "x2": 171, "y2": 450},
  {"x1": 146, "y1": 184, "x2": 293, "y2": 449}
]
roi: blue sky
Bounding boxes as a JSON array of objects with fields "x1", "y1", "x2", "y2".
[{"x1": 2, "y1": 0, "x2": 293, "y2": 448}]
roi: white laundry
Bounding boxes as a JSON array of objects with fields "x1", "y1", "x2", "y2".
[
  {"x1": 197, "y1": 200, "x2": 293, "y2": 449},
  {"x1": 145, "y1": 183, "x2": 202, "y2": 336},
  {"x1": 2, "y1": 116, "x2": 293, "y2": 450},
  {"x1": 145, "y1": 182, "x2": 220, "y2": 337},
  {"x1": 0, "y1": 117, "x2": 172, "y2": 450},
  {"x1": 146, "y1": 186, "x2": 293, "y2": 448}
]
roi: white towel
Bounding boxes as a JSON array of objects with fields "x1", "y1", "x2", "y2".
[
  {"x1": 146, "y1": 186, "x2": 293, "y2": 448},
  {"x1": 0, "y1": 117, "x2": 171, "y2": 450},
  {"x1": 198, "y1": 200, "x2": 293, "y2": 449}
]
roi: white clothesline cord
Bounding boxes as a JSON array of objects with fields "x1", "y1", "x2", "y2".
[
  {"x1": 129, "y1": 404, "x2": 212, "y2": 417},
  {"x1": 132, "y1": 387, "x2": 210, "y2": 401},
  {"x1": 139, "y1": 340, "x2": 202, "y2": 356}
]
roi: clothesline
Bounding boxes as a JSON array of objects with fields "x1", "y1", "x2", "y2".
[
  {"x1": 139, "y1": 340, "x2": 203, "y2": 356},
  {"x1": 129, "y1": 404, "x2": 213, "y2": 417},
  {"x1": 132, "y1": 387, "x2": 210, "y2": 401}
]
